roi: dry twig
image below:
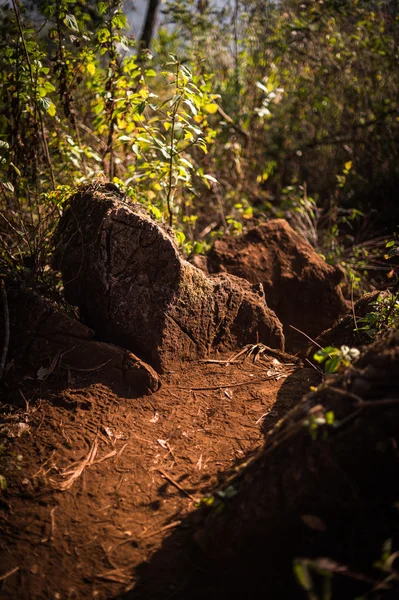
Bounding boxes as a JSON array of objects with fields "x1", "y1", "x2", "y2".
[
  {"x1": 157, "y1": 469, "x2": 198, "y2": 503},
  {"x1": 140, "y1": 520, "x2": 182, "y2": 540},
  {"x1": 97, "y1": 568, "x2": 132, "y2": 584},
  {"x1": 199, "y1": 343, "x2": 296, "y2": 366},
  {"x1": 58, "y1": 435, "x2": 99, "y2": 490},
  {"x1": 0, "y1": 566, "x2": 19, "y2": 582},
  {"x1": 289, "y1": 324, "x2": 323, "y2": 349},
  {"x1": 179, "y1": 377, "x2": 276, "y2": 391}
]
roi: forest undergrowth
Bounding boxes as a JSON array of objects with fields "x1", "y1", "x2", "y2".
[
  {"x1": 1, "y1": 1, "x2": 399, "y2": 599},
  {"x1": 0, "y1": 0, "x2": 398, "y2": 296}
]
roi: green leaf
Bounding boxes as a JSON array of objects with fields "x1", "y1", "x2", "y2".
[
  {"x1": 202, "y1": 174, "x2": 218, "y2": 184},
  {"x1": 145, "y1": 69, "x2": 157, "y2": 77},
  {"x1": 325, "y1": 356, "x2": 341, "y2": 374},
  {"x1": 137, "y1": 137, "x2": 152, "y2": 145},
  {"x1": 179, "y1": 157, "x2": 193, "y2": 170},
  {"x1": 43, "y1": 81, "x2": 56, "y2": 93},
  {"x1": 193, "y1": 241, "x2": 204, "y2": 254},
  {"x1": 47, "y1": 101, "x2": 56, "y2": 117},
  {"x1": 98, "y1": 2, "x2": 107, "y2": 15},
  {"x1": 313, "y1": 347, "x2": 337, "y2": 364},
  {"x1": 10, "y1": 162, "x2": 21, "y2": 176},
  {"x1": 183, "y1": 99, "x2": 197, "y2": 116},
  {"x1": 111, "y1": 12, "x2": 127, "y2": 30},
  {"x1": 112, "y1": 106, "x2": 126, "y2": 119},
  {"x1": 136, "y1": 102, "x2": 146, "y2": 115},
  {"x1": 0, "y1": 475, "x2": 7, "y2": 491},
  {"x1": 97, "y1": 28, "x2": 110, "y2": 43},
  {"x1": 147, "y1": 204, "x2": 162, "y2": 220},
  {"x1": 160, "y1": 147, "x2": 170, "y2": 159},
  {"x1": 326, "y1": 411, "x2": 335, "y2": 425},
  {"x1": 0, "y1": 140, "x2": 9, "y2": 150},
  {"x1": 65, "y1": 14, "x2": 79, "y2": 32},
  {"x1": 25, "y1": 41, "x2": 37, "y2": 53},
  {"x1": 293, "y1": 560, "x2": 312, "y2": 592},
  {"x1": 175, "y1": 230, "x2": 186, "y2": 245},
  {"x1": 38, "y1": 97, "x2": 51, "y2": 112},
  {"x1": 203, "y1": 103, "x2": 218, "y2": 114}
]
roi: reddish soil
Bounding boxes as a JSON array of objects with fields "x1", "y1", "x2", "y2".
[
  {"x1": 0, "y1": 351, "x2": 319, "y2": 599},
  {"x1": 207, "y1": 220, "x2": 348, "y2": 351}
]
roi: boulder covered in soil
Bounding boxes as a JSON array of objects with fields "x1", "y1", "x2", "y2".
[
  {"x1": 2, "y1": 287, "x2": 160, "y2": 397},
  {"x1": 53, "y1": 185, "x2": 284, "y2": 371},
  {"x1": 193, "y1": 331, "x2": 399, "y2": 598},
  {"x1": 207, "y1": 219, "x2": 348, "y2": 351}
]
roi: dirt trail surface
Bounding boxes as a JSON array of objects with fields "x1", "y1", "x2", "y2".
[{"x1": 0, "y1": 350, "x2": 318, "y2": 599}]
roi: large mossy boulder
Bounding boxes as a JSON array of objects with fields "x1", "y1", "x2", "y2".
[{"x1": 53, "y1": 185, "x2": 284, "y2": 371}]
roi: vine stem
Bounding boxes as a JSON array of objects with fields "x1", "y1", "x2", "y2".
[
  {"x1": 11, "y1": 0, "x2": 56, "y2": 191},
  {"x1": 55, "y1": 5, "x2": 87, "y2": 177},
  {"x1": 165, "y1": 60, "x2": 181, "y2": 228}
]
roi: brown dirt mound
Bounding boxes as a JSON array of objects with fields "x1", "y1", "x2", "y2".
[
  {"x1": 1, "y1": 287, "x2": 159, "y2": 397},
  {"x1": 185, "y1": 331, "x2": 399, "y2": 599},
  {"x1": 0, "y1": 343, "x2": 318, "y2": 600},
  {"x1": 207, "y1": 219, "x2": 348, "y2": 351},
  {"x1": 53, "y1": 185, "x2": 284, "y2": 371}
]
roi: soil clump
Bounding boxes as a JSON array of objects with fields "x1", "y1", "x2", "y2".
[{"x1": 206, "y1": 219, "x2": 348, "y2": 351}]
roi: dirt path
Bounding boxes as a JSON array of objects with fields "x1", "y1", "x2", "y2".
[{"x1": 0, "y1": 354, "x2": 318, "y2": 599}]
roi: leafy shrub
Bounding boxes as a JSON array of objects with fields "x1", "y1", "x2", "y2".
[
  {"x1": 0, "y1": 0, "x2": 220, "y2": 283},
  {"x1": 358, "y1": 292, "x2": 399, "y2": 338}
]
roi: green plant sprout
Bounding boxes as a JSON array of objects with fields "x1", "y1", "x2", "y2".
[
  {"x1": 294, "y1": 536, "x2": 399, "y2": 599},
  {"x1": 305, "y1": 411, "x2": 336, "y2": 442},
  {"x1": 313, "y1": 346, "x2": 360, "y2": 374}
]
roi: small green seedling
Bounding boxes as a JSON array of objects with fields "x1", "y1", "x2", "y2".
[{"x1": 313, "y1": 345, "x2": 360, "y2": 374}]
